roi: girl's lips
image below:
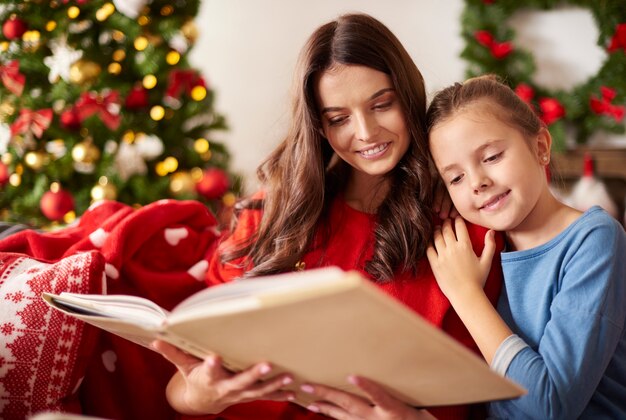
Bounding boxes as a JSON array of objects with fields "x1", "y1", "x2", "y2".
[
  {"x1": 480, "y1": 190, "x2": 510, "y2": 211},
  {"x1": 357, "y1": 142, "x2": 390, "y2": 159}
]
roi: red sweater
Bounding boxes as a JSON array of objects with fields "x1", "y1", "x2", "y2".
[{"x1": 193, "y1": 197, "x2": 502, "y2": 420}]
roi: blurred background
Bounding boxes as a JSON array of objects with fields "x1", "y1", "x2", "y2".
[
  {"x1": 1, "y1": 0, "x2": 625, "y2": 226},
  {"x1": 190, "y1": 0, "x2": 624, "y2": 190}
]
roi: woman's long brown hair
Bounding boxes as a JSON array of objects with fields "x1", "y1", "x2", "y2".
[{"x1": 222, "y1": 13, "x2": 433, "y2": 281}]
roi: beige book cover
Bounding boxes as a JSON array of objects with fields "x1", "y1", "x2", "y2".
[{"x1": 42, "y1": 266, "x2": 525, "y2": 407}]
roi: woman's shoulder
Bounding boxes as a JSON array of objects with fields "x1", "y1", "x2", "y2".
[{"x1": 460, "y1": 218, "x2": 506, "y2": 254}]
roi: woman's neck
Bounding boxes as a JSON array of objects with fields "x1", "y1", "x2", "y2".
[{"x1": 343, "y1": 171, "x2": 390, "y2": 214}]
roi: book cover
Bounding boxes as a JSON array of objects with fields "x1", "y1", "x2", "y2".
[{"x1": 43, "y1": 267, "x2": 525, "y2": 407}]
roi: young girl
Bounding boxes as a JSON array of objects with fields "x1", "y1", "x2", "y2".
[
  {"x1": 154, "y1": 14, "x2": 502, "y2": 420},
  {"x1": 426, "y1": 75, "x2": 626, "y2": 419}
]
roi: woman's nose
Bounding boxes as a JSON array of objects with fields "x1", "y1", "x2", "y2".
[{"x1": 354, "y1": 113, "x2": 378, "y2": 142}]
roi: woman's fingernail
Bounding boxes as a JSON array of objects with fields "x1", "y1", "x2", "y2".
[
  {"x1": 347, "y1": 375, "x2": 358, "y2": 385},
  {"x1": 282, "y1": 376, "x2": 293, "y2": 385},
  {"x1": 259, "y1": 363, "x2": 271, "y2": 375},
  {"x1": 307, "y1": 404, "x2": 320, "y2": 413},
  {"x1": 301, "y1": 384, "x2": 314, "y2": 393}
]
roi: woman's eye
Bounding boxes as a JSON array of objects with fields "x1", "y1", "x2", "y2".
[
  {"x1": 484, "y1": 152, "x2": 503, "y2": 163},
  {"x1": 328, "y1": 116, "x2": 347, "y2": 126},
  {"x1": 373, "y1": 101, "x2": 392, "y2": 110}
]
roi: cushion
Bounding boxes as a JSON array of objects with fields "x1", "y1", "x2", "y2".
[{"x1": 0, "y1": 251, "x2": 105, "y2": 419}]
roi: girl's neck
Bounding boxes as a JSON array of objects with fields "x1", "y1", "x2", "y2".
[
  {"x1": 344, "y1": 171, "x2": 390, "y2": 214},
  {"x1": 505, "y1": 189, "x2": 582, "y2": 251}
]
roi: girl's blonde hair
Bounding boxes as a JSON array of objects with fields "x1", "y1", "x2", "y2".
[{"x1": 426, "y1": 74, "x2": 545, "y2": 143}]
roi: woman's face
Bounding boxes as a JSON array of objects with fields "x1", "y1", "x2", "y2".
[{"x1": 315, "y1": 64, "x2": 410, "y2": 182}]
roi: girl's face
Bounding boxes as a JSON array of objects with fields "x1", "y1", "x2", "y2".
[
  {"x1": 315, "y1": 64, "x2": 410, "y2": 183},
  {"x1": 429, "y1": 106, "x2": 550, "y2": 233}
]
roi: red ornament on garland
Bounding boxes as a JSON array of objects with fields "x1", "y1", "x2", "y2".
[
  {"x1": 0, "y1": 161, "x2": 9, "y2": 186},
  {"x1": 538, "y1": 97, "x2": 565, "y2": 125},
  {"x1": 196, "y1": 168, "x2": 229, "y2": 200},
  {"x1": 60, "y1": 108, "x2": 82, "y2": 130},
  {"x1": 2, "y1": 15, "x2": 28, "y2": 40},
  {"x1": 40, "y1": 184, "x2": 75, "y2": 221},
  {"x1": 124, "y1": 85, "x2": 150, "y2": 109},
  {"x1": 474, "y1": 30, "x2": 513, "y2": 59},
  {"x1": 515, "y1": 83, "x2": 535, "y2": 103},
  {"x1": 607, "y1": 23, "x2": 626, "y2": 53}
]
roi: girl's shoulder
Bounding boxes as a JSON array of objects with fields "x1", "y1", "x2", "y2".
[{"x1": 568, "y1": 206, "x2": 625, "y2": 245}]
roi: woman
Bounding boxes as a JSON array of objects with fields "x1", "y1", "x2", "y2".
[{"x1": 155, "y1": 13, "x2": 502, "y2": 420}]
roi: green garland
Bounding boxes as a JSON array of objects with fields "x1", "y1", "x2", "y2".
[{"x1": 461, "y1": 0, "x2": 626, "y2": 150}]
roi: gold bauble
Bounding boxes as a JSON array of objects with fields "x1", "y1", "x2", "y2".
[
  {"x1": 181, "y1": 20, "x2": 198, "y2": 43},
  {"x1": 24, "y1": 151, "x2": 47, "y2": 170},
  {"x1": 0, "y1": 101, "x2": 15, "y2": 119},
  {"x1": 69, "y1": 59, "x2": 102, "y2": 86},
  {"x1": 91, "y1": 182, "x2": 117, "y2": 201},
  {"x1": 71, "y1": 140, "x2": 101, "y2": 164},
  {"x1": 169, "y1": 171, "x2": 195, "y2": 195}
]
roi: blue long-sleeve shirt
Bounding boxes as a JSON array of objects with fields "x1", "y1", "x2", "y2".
[{"x1": 489, "y1": 207, "x2": 626, "y2": 419}]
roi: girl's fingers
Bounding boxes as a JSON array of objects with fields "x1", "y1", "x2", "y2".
[
  {"x1": 480, "y1": 229, "x2": 496, "y2": 269},
  {"x1": 440, "y1": 218, "x2": 456, "y2": 243},
  {"x1": 432, "y1": 225, "x2": 445, "y2": 250},
  {"x1": 453, "y1": 216, "x2": 471, "y2": 244},
  {"x1": 426, "y1": 245, "x2": 439, "y2": 264}
]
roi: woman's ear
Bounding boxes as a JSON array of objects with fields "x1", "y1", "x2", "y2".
[{"x1": 535, "y1": 128, "x2": 552, "y2": 165}]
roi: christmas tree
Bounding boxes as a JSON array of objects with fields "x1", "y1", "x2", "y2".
[{"x1": 0, "y1": 0, "x2": 239, "y2": 227}]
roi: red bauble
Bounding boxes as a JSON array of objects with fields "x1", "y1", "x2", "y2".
[
  {"x1": 60, "y1": 108, "x2": 81, "y2": 130},
  {"x1": 40, "y1": 188, "x2": 75, "y2": 221},
  {"x1": 0, "y1": 162, "x2": 9, "y2": 186},
  {"x1": 125, "y1": 86, "x2": 149, "y2": 109},
  {"x1": 196, "y1": 168, "x2": 229, "y2": 200},
  {"x1": 2, "y1": 16, "x2": 28, "y2": 40}
]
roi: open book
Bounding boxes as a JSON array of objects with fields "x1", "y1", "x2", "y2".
[{"x1": 43, "y1": 266, "x2": 525, "y2": 407}]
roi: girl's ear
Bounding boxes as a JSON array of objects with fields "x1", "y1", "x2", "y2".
[{"x1": 535, "y1": 128, "x2": 552, "y2": 165}]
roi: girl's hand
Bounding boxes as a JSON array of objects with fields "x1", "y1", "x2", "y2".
[
  {"x1": 301, "y1": 375, "x2": 436, "y2": 420},
  {"x1": 152, "y1": 340, "x2": 295, "y2": 415},
  {"x1": 426, "y1": 217, "x2": 495, "y2": 303},
  {"x1": 433, "y1": 179, "x2": 459, "y2": 220}
]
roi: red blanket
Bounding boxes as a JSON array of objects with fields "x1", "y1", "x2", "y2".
[{"x1": 0, "y1": 199, "x2": 220, "y2": 419}]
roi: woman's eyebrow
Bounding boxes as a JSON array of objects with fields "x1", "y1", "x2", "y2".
[{"x1": 321, "y1": 88, "x2": 395, "y2": 114}]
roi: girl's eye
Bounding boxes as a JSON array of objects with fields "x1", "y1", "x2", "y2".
[
  {"x1": 449, "y1": 174, "x2": 464, "y2": 185},
  {"x1": 484, "y1": 152, "x2": 503, "y2": 163}
]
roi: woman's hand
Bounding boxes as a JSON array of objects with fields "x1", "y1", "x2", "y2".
[
  {"x1": 426, "y1": 217, "x2": 495, "y2": 303},
  {"x1": 153, "y1": 340, "x2": 295, "y2": 415},
  {"x1": 300, "y1": 375, "x2": 436, "y2": 420}
]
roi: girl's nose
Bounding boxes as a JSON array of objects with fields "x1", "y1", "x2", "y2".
[{"x1": 471, "y1": 173, "x2": 492, "y2": 193}]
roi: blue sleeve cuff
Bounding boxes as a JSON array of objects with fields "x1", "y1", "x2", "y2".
[{"x1": 491, "y1": 334, "x2": 529, "y2": 376}]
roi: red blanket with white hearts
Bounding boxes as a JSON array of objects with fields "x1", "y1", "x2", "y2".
[{"x1": 0, "y1": 199, "x2": 220, "y2": 420}]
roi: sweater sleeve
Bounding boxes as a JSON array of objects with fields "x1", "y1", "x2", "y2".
[
  {"x1": 205, "y1": 204, "x2": 263, "y2": 286},
  {"x1": 489, "y1": 220, "x2": 626, "y2": 419}
]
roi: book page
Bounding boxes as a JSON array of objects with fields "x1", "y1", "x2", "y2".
[
  {"x1": 43, "y1": 292, "x2": 168, "y2": 328},
  {"x1": 172, "y1": 266, "x2": 347, "y2": 313}
]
